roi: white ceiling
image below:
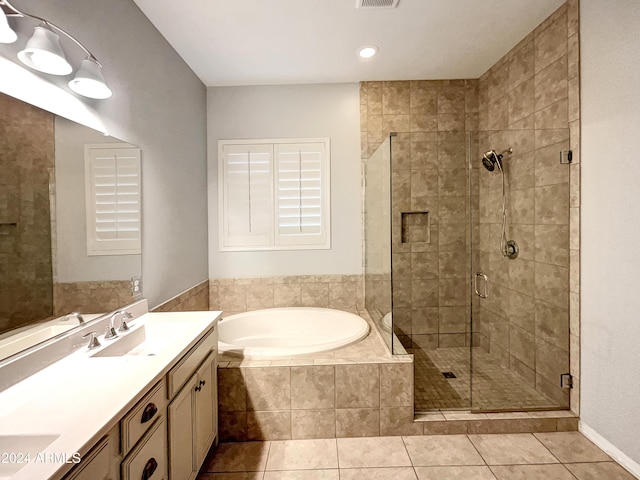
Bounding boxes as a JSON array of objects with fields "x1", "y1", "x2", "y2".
[{"x1": 132, "y1": 0, "x2": 565, "y2": 87}]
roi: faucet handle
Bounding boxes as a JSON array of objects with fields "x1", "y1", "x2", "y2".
[
  {"x1": 64, "y1": 312, "x2": 85, "y2": 324},
  {"x1": 105, "y1": 324, "x2": 118, "y2": 341},
  {"x1": 119, "y1": 319, "x2": 130, "y2": 332},
  {"x1": 82, "y1": 331, "x2": 101, "y2": 350}
]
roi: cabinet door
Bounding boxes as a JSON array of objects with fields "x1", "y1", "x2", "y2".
[
  {"x1": 64, "y1": 437, "x2": 111, "y2": 480},
  {"x1": 194, "y1": 352, "x2": 216, "y2": 469},
  {"x1": 168, "y1": 373, "x2": 196, "y2": 480}
]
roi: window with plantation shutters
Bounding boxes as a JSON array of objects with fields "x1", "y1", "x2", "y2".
[
  {"x1": 84, "y1": 144, "x2": 141, "y2": 256},
  {"x1": 218, "y1": 138, "x2": 330, "y2": 251}
]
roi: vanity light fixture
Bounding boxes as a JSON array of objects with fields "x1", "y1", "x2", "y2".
[
  {"x1": 0, "y1": 0, "x2": 113, "y2": 99},
  {"x1": 0, "y1": 6, "x2": 16, "y2": 43},
  {"x1": 358, "y1": 45, "x2": 379, "y2": 59}
]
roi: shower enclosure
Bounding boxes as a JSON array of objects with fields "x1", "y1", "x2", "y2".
[{"x1": 364, "y1": 127, "x2": 571, "y2": 413}]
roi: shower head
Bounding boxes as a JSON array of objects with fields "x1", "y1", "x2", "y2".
[
  {"x1": 482, "y1": 150, "x2": 502, "y2": 172},
  {"x1": 481, "y1": 147, "x2": 513, "y2": 172}
]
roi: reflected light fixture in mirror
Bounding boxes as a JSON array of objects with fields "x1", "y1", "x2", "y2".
[
  {"x1": 0, "y1": 6, "x2": 16, "y2": 43},
  {"x1": 0, "y1": 0, "x2": 113, "y2": 99}
]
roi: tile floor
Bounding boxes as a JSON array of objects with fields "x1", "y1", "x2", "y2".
[
  {"x1": 197, "y1": 431, "x2": 637, "y2": 479},
  {"x1": 413, "y1": 347, "x2": 560, "y2": 411}
]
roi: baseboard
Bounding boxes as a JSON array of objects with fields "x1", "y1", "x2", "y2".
[{"x1": 580, "y1": 421, "x2": 640, "y2": 479}]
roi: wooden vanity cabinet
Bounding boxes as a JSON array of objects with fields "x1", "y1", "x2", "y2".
[
  {"x1": 167, "y1": 327, "x2": 218, "y2": 480},
  {"x1": 61, "y1": 322, "x2": 218, "y2": 480}
]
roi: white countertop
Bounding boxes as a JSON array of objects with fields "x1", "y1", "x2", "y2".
[{"x1": 0, "y1": 310, "x2": 221, "y2": 480}]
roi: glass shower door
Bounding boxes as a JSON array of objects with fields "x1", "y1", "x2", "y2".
[{"x1": 470, "y1": 129, "x2": 571, "y2": 411}]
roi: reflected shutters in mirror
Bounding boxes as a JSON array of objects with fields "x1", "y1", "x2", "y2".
[{"x1": 84, "y1": 145, "x2": 141, "y2": 256}]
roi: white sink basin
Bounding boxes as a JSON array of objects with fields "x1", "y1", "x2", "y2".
[
  {"x1": 90, "y1": 324, "x2": 146, "y2": 358},
  {"x1": 0, "y1": 434, "x2": 60, "y2": 476},
  {"x1": 89, "y1": 323, "x2": 175, "y2": 358}
]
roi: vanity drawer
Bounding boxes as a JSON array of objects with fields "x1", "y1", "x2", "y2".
[
  {"x1": 167, "y1": 325, "x2": 217, "y2": 398},
  {"x1": 121, "y1": 417, "x2": 167, "y2": 480},
  {"x1": 122, "y1": 379, "x2": 167, "y2": 453}
]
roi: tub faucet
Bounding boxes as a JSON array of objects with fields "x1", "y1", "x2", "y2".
[
  {"x1": 105, "y1": 310, "x2": 133, "y2": 340},
  {"x1": 63, "y1": 312, "x2": 85, "y2": 324}
]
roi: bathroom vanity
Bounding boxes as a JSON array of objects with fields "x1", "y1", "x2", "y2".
[{"x1": 0, "y1": 308, "x2": 220, "y2": 480}]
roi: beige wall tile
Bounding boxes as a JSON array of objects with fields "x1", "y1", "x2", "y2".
[
  {"x1": 534, "y1": 140, "x2": 570, "y2": 187},
  {"x1": 335, "y1": 364, "x2": 380, "y2": 408},
  {"x1": 510, "y1": 325, "x2": 536, "y2": 366},
  {"x1": 508, "y1": 38, "x2": 535, "y2": 90},
  {"x1": 535, "y1": 13, "x2": 568, "y2": 73},
  {"x1": 411, "y1": 279, "x2": 439, "y2": 307},
  {"x1": 534, "y1": 224, "x2": 569, "y2": 267},
  {"x1": 510, "y1": 188, "x2": 535, "y2": 224},
  {"x1": 412, "y1": 308, "x2": 439, "y2": 335},
  {"x1": 335, "y1": 408, "x2": 380, "y2": 437},
  {"x1": 219, "y1": 368, "x2": 247, "y2": 412},
  {"x1": 535, "y1": 263, "x2": 569, "y2": 309},
  {"x1": 380, "y1": 407, "x2": 424, "y2": 436},
  {"x1": 422, "y1": 421, "x2": 468, "y2": 435},
  {"x1": 247, "y1": 411, "x2": 291, "y2": 440},
  {"x1": 244, "y1": 367, "x2": 291, "y2": 411},
  {"x1": 246, "y1": 284, "x2": 274, "y2": 310},
  {"x1": 383, "y1": 81, "x2": 411, "y2": 115},
  {"x1": 219, "y1": 284, "x2": 247, "y2": 311},
  {"x1": 410, "y1": 81, "x2": 438, "y2": 115},
  {"x1": 534, "y1": 98, "x2": 569, "y2": 129},
  {"x1": 509, "y1": 78, "x2": 535, "y2": 124},
  {"x1": 568, "y1": 33, "x2": 579, "y2": 80},
  {"x1": 380, "y1": 363, "x2": 413, "y2": 407},
  {"x1": 291, "y1": 366, "x2": 335, "y2": 410},
  {"x1": 290, "y1": 410, "x2": 336, "y2": 439},
  {"x1": 329, "y1": 281, "x2": 359, "y2": 310},
  {"x1": 534, "y1": 56, "x2": 568, "y2": 111},
  {"x1": 439, "y1": 278, "x2": 468, "y2": 307},
  {"x1": 301, "y1": 282, "x2": 329, "y2": 308},
  {"x1": 535, "y1": 183, "x2": 569, "y2": 225},
  {"x1": 567, "y1": 0, "x2": 579, "y2": 37},
  {"x1": 274, "y1": 284, "x2": 302, "y2": 307}
]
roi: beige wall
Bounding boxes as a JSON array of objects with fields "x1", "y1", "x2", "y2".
[{"x1": 581, "y1": 0, "x2": 640, "y2": 471}]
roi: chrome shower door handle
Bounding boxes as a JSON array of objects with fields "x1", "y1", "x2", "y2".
[{"x1": 474, "y1": 272, "x2": 489, "y2": 298}]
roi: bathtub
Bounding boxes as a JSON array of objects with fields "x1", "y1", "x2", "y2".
[{"x1": 218, "y1": 307, "x2": 370, "y2": 358}]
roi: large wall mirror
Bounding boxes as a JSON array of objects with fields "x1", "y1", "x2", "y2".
[{"x1": 0, "y1": 92, "x2": 142, "y2": 360}]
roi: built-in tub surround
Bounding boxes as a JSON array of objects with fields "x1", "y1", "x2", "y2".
[
  {"x1": 0, "y1": 308, "x2": 220, "y2": 480},
  {"x1": 219, "y1": 307, "x2": 370, "y2": 358}
]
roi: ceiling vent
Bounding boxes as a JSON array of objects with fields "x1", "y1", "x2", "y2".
[{"x1": 356, "y1": 0, "x2": 400, "y2": 9}]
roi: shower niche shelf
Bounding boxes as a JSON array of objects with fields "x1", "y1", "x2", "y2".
[{"x1": 401, "y1": 211, "x2": 430, "y2": 244}]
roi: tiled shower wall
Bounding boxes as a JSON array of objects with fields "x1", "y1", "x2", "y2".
[
  {"x1": 209, "y1": 275, "x2": 364, "y2": 312},
  {"x1": 360, "y1": 80, "x2": 478, "y2": 349},
  {"x1": 474, "y1": 0, "x2": 580, "y2": 408},
  {"x1": 0, "y1": 93, "x2": 54, "y2": 333}
]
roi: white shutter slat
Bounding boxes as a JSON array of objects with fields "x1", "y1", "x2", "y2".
[
  {"x1": 274, "y1": 143, "x2": 328, "y2": 245},
  {"x1": 221, "y1": 144, "x2": 274, "y2": 248},
  {"x1": 85, "y1": 145, "x2": 141, "y2": 255}
]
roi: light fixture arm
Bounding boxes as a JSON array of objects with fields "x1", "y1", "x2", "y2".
[{"x1": 1, "y1": 0, "x2": 101, "y2": 65}]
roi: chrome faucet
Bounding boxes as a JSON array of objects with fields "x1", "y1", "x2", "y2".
[
  {"x1": 63, "y1": 312, "x2": 85, "y2": 324},
  {"x1": 105, "y1": 310, "x2": 133, "y2": 340}
]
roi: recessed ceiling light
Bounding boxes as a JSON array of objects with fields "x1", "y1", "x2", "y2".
[{"x1": 358, "y1": 45, "x2": 379, "y2": 59}]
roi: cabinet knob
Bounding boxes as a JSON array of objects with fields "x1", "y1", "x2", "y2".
[
  {"x1": 141, "y1": 403, "x2": 158, "y2": 424},
  {"x1": 141, "y1": 457, "x2": 158, "y2": 480},
  {"x1": 194, "y1": 385, "x2": 201, "y2": 392},
  {"x1": 199, "y1": 380, "x2": 206, "y2": 386}
]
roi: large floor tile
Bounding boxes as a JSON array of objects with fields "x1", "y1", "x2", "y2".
[
  {"x1": 340, "y1": 467, "x2": 418, "y2": 480},
  {"x1": 197, "y1": 473, "x2": 265, "y2": 480},
  {"x1": 204, "y1": 442, "x2": 271, "y2": 472},
  {"x1": 263, "y1": 470, "x2": 339, "y2": 480},
  {"x1": 490, "y1": 464, "x2": 576, "y2": 480},
  {"x1": 414, "y1": 466, "x2": 497, "y2": 480},
  {"x1": 337, "y1": 436, "x2": 412, "y2": 468},
  {"x1": 533, "y1": 432, "x2": 611, "y2": 463},
  {"x1": 266, "y1": 439, "x2": 338, "y2": 471},
  {"x1": 565, "y1": 462, "x2": 638, "y2": 480},
  {"x1": 403, "y1": 435, "x2": 485, "y2": 466},
  {"x1": 468, "y1": 434, "x2": 559, "y2": 465}
]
